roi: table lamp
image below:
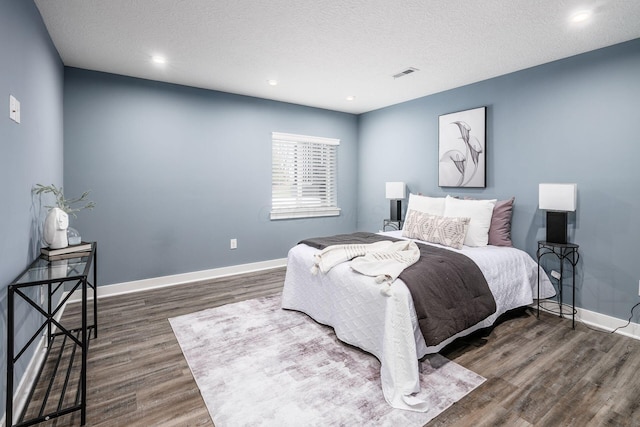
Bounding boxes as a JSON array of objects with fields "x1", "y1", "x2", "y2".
[
  {"x1": 385, "y1": 182, "x2": 406, "y2": 222},
  {"x1": 539, "y1": 183, "x2": 577, "y2": 244}
]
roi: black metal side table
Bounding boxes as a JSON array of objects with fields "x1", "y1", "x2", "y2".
[
  {"x1": 383, "y1": 219, "x2": 403, "y2": 231},
  {"x1": 6, "y1": 243, "x2": 97, "y2": 427},
  {"x1": 537, "y1": 240, "x2": 579, "y2": 328}
]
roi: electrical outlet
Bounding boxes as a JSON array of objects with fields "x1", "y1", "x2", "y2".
[{"x1": 230, "y1": 238, "x2": 237, "y2": 250}]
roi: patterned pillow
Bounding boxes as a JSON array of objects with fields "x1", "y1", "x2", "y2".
[{"x1": 402, "y1": 210, "x2": 470, "y2": 250}]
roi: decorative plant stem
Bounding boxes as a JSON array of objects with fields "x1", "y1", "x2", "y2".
[{"x1": 33, "y1": 184, "x2": 95, "y2": 218}]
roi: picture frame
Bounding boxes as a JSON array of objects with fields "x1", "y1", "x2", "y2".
[{"x1": 438, "y1": 106, "x2": 486, "y2": 188}]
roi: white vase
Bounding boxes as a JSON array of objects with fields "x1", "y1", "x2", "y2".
[{"x1": 44, "y1": 207, "x2": 69, "y2": 249}]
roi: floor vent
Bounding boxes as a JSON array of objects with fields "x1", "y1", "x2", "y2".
[{"x1": 393, "y1": 67, "x2": 419, "y2": 79}]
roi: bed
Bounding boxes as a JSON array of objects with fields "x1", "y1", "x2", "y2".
[{"x1": 282, "y1": 195, "x2": 555, "y2": 412}]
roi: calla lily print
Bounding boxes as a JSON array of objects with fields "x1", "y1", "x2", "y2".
[{"x1": 438, "y1": 107, "x2": 486, "y2": 188}]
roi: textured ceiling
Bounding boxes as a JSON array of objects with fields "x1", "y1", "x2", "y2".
[{"x1": 35, "y1": 0, "x2": 640, "y2": 114}]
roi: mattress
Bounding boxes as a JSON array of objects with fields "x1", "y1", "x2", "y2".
[{"x1": 281, "y1": 230, "x2": 556, "y2": 412}]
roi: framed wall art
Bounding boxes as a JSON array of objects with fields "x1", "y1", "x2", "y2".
[{"x1": 438, "y1": 106, "x2": 486, "y2": 188}]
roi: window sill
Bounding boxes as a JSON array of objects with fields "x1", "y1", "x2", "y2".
[{"x1": 270, "y1": 208, "x2": 341, "y2": 220}]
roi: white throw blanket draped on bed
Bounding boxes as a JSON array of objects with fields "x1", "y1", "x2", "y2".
[{"x1": 311, "y1": 240, "x2": 420, "y2": 294}]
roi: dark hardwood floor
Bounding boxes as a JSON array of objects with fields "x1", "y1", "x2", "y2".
[
  {"x1": 23, "y1": 267, "x2": 640, "y2": 426},
  {"x1": 436, "y1": 309, "x2": 640, "y2": 426}
]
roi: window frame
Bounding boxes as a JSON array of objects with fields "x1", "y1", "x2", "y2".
[{"x1": 270, "y1": 132, "x2": 340, "y2": 220}]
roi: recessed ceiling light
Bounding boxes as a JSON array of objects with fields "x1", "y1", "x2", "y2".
[
  {"x1": 268, "y1": 79, "x2": 278, "y2": 86},
  {"x1": 346, "y1": 96, "x2": 355, "y2": 101},
  {"x1": 151, "y1": 55, "x2": 167, "y2": 65},
  {"x1": 570, "y1": 9, "x2": 592, "y2": 23}
]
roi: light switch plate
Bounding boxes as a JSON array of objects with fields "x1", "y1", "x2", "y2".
[{"x1": 10, "y1": 95, "x2": 20, "y2": 123}]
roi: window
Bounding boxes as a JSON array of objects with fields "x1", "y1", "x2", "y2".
[{"x1": 271, "y1": 132, "x2": 340, "y2": 220}]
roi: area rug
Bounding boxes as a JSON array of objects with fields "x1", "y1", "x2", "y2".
[{"x1": 169, "y1": 294, "x2": 485, "y2": 426}]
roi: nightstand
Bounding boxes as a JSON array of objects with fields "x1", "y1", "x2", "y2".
[
  {"x1": 383, "y1": 219, "x2": 403, "y2": 231},
  {"x1": 536, "y1": 241, "x2": 580, "y2": 328}
]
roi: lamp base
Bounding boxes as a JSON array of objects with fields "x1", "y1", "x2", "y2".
[
  {"x1": 546, "y1": 211, "x2": 568, "y2": 244},
  {"x1": 390, "y1": 200, "x2": 402, "y2": 221}
]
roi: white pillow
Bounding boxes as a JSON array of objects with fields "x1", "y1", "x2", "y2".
[
  {"x1": 443, "y1": 195, "x2": 496, "y2": 247},
  {"x1": 405, "y1": 194, "x2": 446, "y2": 216}
]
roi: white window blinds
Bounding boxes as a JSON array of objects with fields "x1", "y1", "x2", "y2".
[{"x1": 270, "y1": 132, "x2": 340, "y2": 220}]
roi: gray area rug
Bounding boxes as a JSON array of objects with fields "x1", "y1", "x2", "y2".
[{"x1": 169, "y1": 294, "x2": 485, "y2": 426}]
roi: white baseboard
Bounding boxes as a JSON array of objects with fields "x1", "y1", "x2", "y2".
[
  {"x1": 65, "y1": 258, "x2": 288, "y2": 303},
  {"x1": 576, "y1": 306, "x2": 640, "y2": 340},
  {"x1": 536, "y1": 300, "x2": 640, "y2": 340},
  {"x1": 62, "y1": 259, "x2": 640, "y2": 339}
]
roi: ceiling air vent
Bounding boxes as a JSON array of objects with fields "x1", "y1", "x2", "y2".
[{"x1": 393, "y1": 67, "x2": 419, "y2": 79}]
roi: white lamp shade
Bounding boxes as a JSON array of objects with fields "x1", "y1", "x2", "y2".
[
  {"x1": 539, "y1": 183, "x2": 577, "y2": 211},
  {"x1": 385, "y1": 182, "x2": 406, "y2": 199}
]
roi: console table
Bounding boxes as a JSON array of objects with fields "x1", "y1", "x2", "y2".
[{"x1": 6, "y1": 243, "x2": 97, "y2": 426}]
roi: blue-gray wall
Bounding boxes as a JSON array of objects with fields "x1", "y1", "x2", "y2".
[
  {"x1": 358, "y1": 39, "x2": 640, "y2": 322},
  {"x1": 63, "y1": 68, "x2": 359, "y2": 286},
  {"x1": 0, "y1": 0, "x2": 64, "y2": 417}
]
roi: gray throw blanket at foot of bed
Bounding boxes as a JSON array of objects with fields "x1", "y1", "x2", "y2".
[{"x1": 300, "y1": 232, "x2": 497, "y2": 346}]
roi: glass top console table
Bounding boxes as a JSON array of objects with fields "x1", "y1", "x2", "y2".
[{"x1": 6, "y1": 243, "x2": 97, "y2": 427}]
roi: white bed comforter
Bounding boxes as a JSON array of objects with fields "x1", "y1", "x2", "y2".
[{"x1": 281, "y1": 231, "x2": 556, "y2": 412}]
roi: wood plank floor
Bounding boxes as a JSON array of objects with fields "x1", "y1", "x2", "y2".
[{"x1": 23, "y1": 267, "x2": 640, "y2": 426}]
